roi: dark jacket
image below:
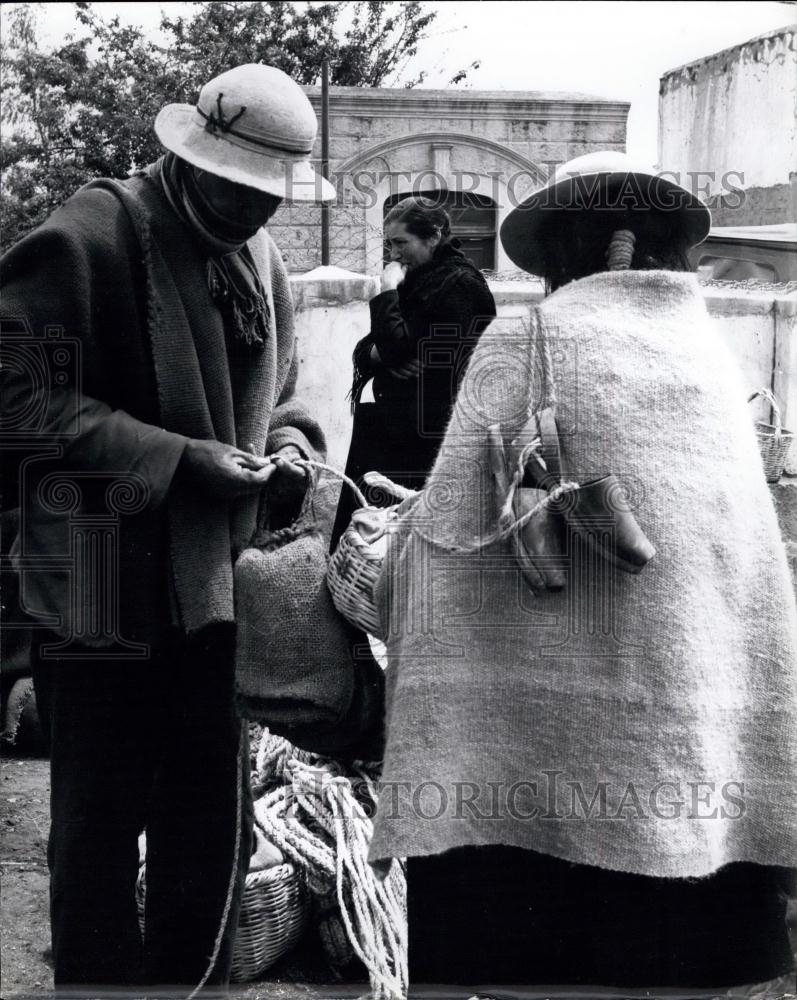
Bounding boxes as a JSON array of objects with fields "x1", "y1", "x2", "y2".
[
  {"x1": 1, "y1": 174, "x2": 324, "y2": 648},
  {"x1": 352, "y1": 241, "x2": 497, "y2": 428},
  {"x1": 331, "y1": 242, "x2": 496, "y2": 546}
]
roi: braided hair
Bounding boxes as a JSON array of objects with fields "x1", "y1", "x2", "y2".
[{"x1": 539, "y1": 207, "x2": 692, "y2": 294}]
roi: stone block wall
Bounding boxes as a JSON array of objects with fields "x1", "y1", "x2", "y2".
[
  {"x1": 273, "y1": 87, "x2": 629, "y2": 273},
  {"x1": 270, "y1": 202, "x2": 369, "y2": 274},
  {"x1": 708, "y1": 176, "x2": 797, "y2": 228}
]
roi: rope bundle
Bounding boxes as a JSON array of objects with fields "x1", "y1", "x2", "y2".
[{"x1": 253, "y1": 731, "x2": 408, "y2": 998}]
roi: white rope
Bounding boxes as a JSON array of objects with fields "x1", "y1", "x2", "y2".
[
  {"x1": 291, "y1": 453, "x2": 577, "y2": 558},
  {"x1": 411, "y1": 478, "x2": 580, "y2": 556},
  {"x1": 324, "y1": 774, "x2": 407, "y2": 998},
  {"x1": 293, "y1": 458, "x2": 369, "y2": 508},
  {"x1": 253, "y1": 730, "x2": 407, "y2": 998}
]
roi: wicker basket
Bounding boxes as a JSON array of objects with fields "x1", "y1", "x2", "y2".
[
  {"x1": 749, "y1": 388, "x2": 794, "y2": 482},
  {"x1": 327, "y1": 511, "x2": 392, "y2": 639},
  {"x1": 136, "y1": 861, "x2": 309, "y2": 983},
  {"x1": 327, "y1": 473, "x2": 418, "y2": 641}
]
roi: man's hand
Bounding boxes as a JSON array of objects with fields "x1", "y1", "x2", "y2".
[
  {"x1": 180, "y1": 439, "x2": 276, "y2": 499},
  {"x1": 381, "y1": 261, "x2": 406, "y2": 292},
  {"x1": 268, "y1": 445, "x2": 308, "y2": 493},
  {"x1": 265, "y1": 445, "x2": 310, "y2": 524}
]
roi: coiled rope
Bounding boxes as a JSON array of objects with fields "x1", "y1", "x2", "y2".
[{"x1": 254, "y1": 731, "x2": 407, "y2": 999}]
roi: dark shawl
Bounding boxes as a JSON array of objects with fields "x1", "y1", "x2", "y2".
[
  {"x1": 330, "y1": 243, "x2": 496, "y2": 548},
  {"x1": 1, "y1": 175, "x2": 324, "y2": 644},
  {"x1": 351, "y1": 241, "x2": 496, "y2": 416}
]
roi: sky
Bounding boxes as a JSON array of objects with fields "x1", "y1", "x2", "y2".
[{"x1": 20, "y1": 0, "x2": 797, "y2": 163}]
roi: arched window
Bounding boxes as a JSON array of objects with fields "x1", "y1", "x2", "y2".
[{"x1": 383, "y1": 190, "x2": 497, "y2": 270}]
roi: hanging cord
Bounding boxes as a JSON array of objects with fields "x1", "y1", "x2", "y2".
[
  {"x1": 409, "y1": 476, "x2": 579, "y2": 555},
  {"x1": 323, "y1": 771, "x2": 407, "y2": 998},
  {"x1": 287, "y1": 313, "x2": 572, "y2": 557},
  {"x1": 606, "y1": 229, "x2": 636, "y2": 271},
  {"x1": 186, "y1": 722, "x2": 245, "y2": 1000},
  {"x1": 289, "y1": 457, "x2": 578, "y2": 557}
]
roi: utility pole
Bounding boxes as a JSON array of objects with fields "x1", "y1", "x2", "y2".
[{"x1": 321, "y1": 56, "x2": 330, "y2": 266}]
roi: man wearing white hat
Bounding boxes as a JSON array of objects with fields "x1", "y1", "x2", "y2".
[{"x1": 1, "y1": 64, "x2": 338, "y2": 996}]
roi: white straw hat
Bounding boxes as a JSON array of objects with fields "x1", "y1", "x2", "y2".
[
  {"x1": 154, "y1": 64, "x2": 335, "y2": 202},
  {"x1": 500, "y1": 151, "x2": 710, "y2": 274}
]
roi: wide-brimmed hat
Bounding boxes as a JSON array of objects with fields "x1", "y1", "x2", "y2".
[
  {"x1": 155, "y1": 64, "x2": 335, "y2": 202},
  {"x1": 500, "y1": 151, "x2": 711, "y2": 275}
]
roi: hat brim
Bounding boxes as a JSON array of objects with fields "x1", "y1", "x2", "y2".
[
  {"x1": 155, "y1": 105, "x2": 335, "y2": 203},
  {"x1": 500, "y1": 171, "x2": 711, "y2": 275}
]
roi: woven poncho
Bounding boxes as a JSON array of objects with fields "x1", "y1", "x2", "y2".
[
  {"x1": 369, "y1": 270, "x2": 797, "y2": 878},
  {"x1": 1, "y1": 175, "x2": 324, "y2": 644}
]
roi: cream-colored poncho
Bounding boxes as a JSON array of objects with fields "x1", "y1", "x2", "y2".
[{"x1": 369, "y1": 270, "x2": 797, "y2": 878}]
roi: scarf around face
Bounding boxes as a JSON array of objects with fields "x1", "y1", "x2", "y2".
[{"x1": 146, "y1": 153, "x2": 272, "y2": 347}]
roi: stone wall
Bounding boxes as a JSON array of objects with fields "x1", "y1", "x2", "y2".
[
  {"x1": 658, "y1": 26, "x2": 796, "y2": 225},
  {"x1": 291, "y1": 274, "x2": 797, "y2": 474},
  {"x1": 708, "y1": 177, "x2": 797, "y2": 228},
  {"x1": 270, "y1": 87, "x2": 629, "y2": 274}
]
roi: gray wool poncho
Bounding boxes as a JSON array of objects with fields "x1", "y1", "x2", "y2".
[{"x1": 369, "y1": 270, "x2": 797, "y2": 879}]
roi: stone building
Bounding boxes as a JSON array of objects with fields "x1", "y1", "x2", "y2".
[
  {"x1": 269, "y1": 86, "x2": 629, "y2": 273},
  {"x1": 658, "y1": 25, "x2": 796, "y2": 227}
]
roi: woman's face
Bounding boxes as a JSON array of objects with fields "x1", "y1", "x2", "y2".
[{"x1": 384, "y1": 221, "x2": 440, "y2": 271}]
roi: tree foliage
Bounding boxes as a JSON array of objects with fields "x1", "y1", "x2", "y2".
[{"x1": 0, "y1": 1, "x2": 478, "y2": 250}]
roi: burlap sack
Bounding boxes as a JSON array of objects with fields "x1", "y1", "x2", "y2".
[{"x1": 235, "y1": 471, "x2": 355, "y2": 728}]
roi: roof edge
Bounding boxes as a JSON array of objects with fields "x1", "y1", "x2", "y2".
[{"x1": 661, "y1": 23, "x2": 795, "y2": 80}]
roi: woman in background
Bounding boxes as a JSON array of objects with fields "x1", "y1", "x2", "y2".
[{"x1": 331, "y1": 195, "x2": 496, "y2": 546}]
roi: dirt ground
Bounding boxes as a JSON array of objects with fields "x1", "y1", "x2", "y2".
[
  {"x1": 0, "y1": 751, "x2": 370, "y2": 1000},
  {"x1": 3, "y1": 751, "x2": 797, "y2": 1000}
]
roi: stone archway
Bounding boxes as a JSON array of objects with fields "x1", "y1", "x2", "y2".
[{"x1": 331, "y1": 132, "x2": 547, "y2": 273}]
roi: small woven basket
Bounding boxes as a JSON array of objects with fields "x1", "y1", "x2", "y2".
[
  {"x1": 749, "y1": 388, "x2": 794, "y2": 482},
  {"x1": 327, "y1": 517, "x2": 390, "y2": 639},
  {"x1": 136, "y1": 861, "x2": 308, "y2": 983},
  {"x1": 326, "y1": 472, "x2": 418, "y2": 641}
]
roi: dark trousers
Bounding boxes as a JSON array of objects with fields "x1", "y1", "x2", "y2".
[
  {"x1": 32, "y1": 626, "x2": 253, "y2": 998},
  {"x1": 408, "y1": 845, "x2": 796, "y2": 991}
]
